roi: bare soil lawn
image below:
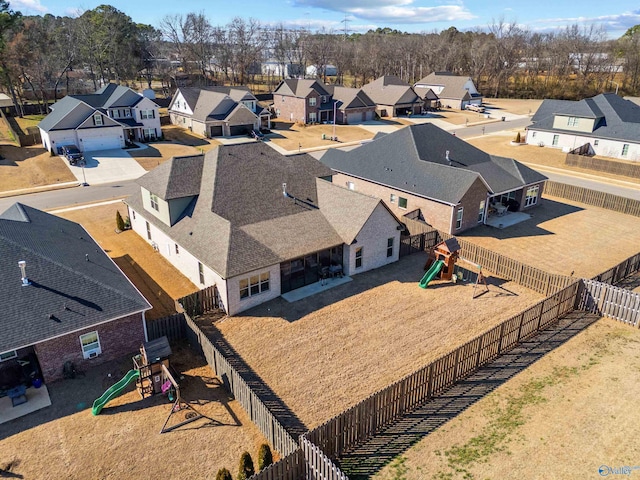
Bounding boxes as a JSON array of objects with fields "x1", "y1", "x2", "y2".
[
  {"x1": 214, "y1": 252, "x2": 541, "y2": 429},
  {"x1": 467, "y1": 129, "x2": 640, "y2": 185},
  {"x1": 128, "y1": 141, "x2": 208, "y2": 171},
  {"x1": 269, "y1": 121, "x2": 375, "y2": 151},
  {"x1": 0, "y1": 343, "x2": 269, "y2": 479},
  {"x1": 373, "y1": 317, "x2": 640, "y2": 480},
  {"x1": 0, "y1": 145, "x2": 76, "y2": 193},
  {"x1": 56, "y1": 202, "x2": 197, "y2": 320},
  {"x1": 14, "y1": 114, "x2": 46, "y2": 132},
  {"x1": 161, "y1": 125, "x2": 220, "y2": 153},
  {"x1": 459, "y1": 198, "x2": 640, "y2": 278},
  {"x1": 483, "y1": 97, "x2": 544, "y2": 115}
]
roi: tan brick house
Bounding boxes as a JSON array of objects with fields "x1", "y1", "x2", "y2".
[{"x1": 320, "y1": 124, "x2": 547, "y2": 234}]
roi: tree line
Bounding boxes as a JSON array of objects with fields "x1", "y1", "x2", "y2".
[{"x1": 1, "y1": 1, "x2": 639, "y2": 115}]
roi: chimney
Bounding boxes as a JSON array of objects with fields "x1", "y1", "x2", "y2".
[
  {"x1": 18, "y1": 260, "x2": 30, "y2": 286},
  {"x1": 446, "y1": 150, "x2": 451, "y2": 166}
]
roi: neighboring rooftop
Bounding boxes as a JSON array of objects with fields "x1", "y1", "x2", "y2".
[
  {"x1": 320, "y1": 123, "x2": 546, "y2": 204},
  {"x1": 274, "y1": 79, "x2": 331, "y2": 98},
  {"x1": 415, "y1": 72, "x2": 481, "y2": 99},
  {"x1": 0, "y1": 203, "x2": 151, "y2": 352},
  {"x1": 530, "y1": 93, "x2": 640, "y2": 142},
  {"x1": 361, "y1": 75, "x2": 421, "y2": 106}
]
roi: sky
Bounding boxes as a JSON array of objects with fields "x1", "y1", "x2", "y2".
[{"x1": 10, "y1": 0, "x2": 640, "y2": 39}]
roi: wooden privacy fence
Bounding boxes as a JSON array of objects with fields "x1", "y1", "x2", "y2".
[
  {"x1": 300, "y1": 437, "x2": 348, "y2": 480},
  {"x1": 543, "y1": 181, "x2": 640, "y2": 217},
  {"x1": 176, "y1": 285, "x2": 222, "y2": 318},
  {"x1": 592, "y1": 252, "x2": 640, "y2": 285},
  {"x1": 577, "y1": 279, "x2": 640, "y2": 328},
  {"x1": 565, "y1": 153, "x2": 640, "y2": 179},
  {"x1": 305, "y1": 281, "x2": 580, "y2": 461},
  {"x1": 180, "y1": 309, "x2": 300, "y2": 458},
  {"x1": 250, "y1": 450, "x2": 306, "y2": 480},
  {"x1": 438, "y1": 231, "x2": 574, "y2": 295},
  {"x1": 146, "y1": 313, "x2": 185, "y2": 342}
]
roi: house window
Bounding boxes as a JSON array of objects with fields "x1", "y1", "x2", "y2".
[
  {"x1": 0, "y1": 350, "x2": 17, "y2": 362},
  {"x1": 355, "y1": 247, "x2": 363, "y2": 269},
  {"x1": 141, "y1": 109, "x2": 155, "y2": 119},
  {"x1": 150, "y1": 193, "x2": 159, "y2": 211},
  {"x1": 594, "y1": 140, "x2": 599, "y2": 146},
  {"x1": 347, "y1": 181, "x2": 355, "y2": 190},
  {"x1": 198, "y1": 262, "x2": 205, "y2": 284},
  {"x1": 79, "y1": 331, "x2": 101, "y2": 359},
  {"x1": 143, "y1": 128, "x2": 157, "y2": 141},
  {"x1": 175, "y1": 101, "x2": 180, "y2": 109},
  {"x1": 175, "y1": 244, "x2": 180, "y2": 255},
  {"x1": 552, "y1": 134, "x2": 559, "y2": 146},
  {"x1": 390, "y1": 194, "x2": 397, "y2": 204},
  {"x1": 132, "y1": 211, "x2": 136, "y2": 220},
  {"x1": 387, "y1": 238, "x2": 394, "y2": 258},
  {"x1": 146, "y1": 221, "x2": 152, "y2": 240},
  {"x1": 622, "y1": 144, "x2": 629, "y2": 157},
  {"x1": 398, "y1": 197, "x2": 408, "y2": 209},
  {"x1": 94, "y1": 114, "x2": 103, "y2": 126},
  {"x1": 567, "y1": 117, "x2": 578, "y2": 127},
  {"x1": 309, "y1": 112, "x2": 317, "y2": 122},
  {"x1": 525, "y1": 185, "x2": 539, "y2": 207},
  {"x1": 239, "y1": 272, "x2": 270, "y2": 299},
  {"x1": 455, "y1": 207, "x2": 464, "y2": 230},
  {"x1": 532, "y1": 131, "x2": 537, "y2": 138},
  {"x1": 478, "y1": 200, "x2": 485, "y2": 223},
  {"x1": 308, "y1": 97, "x2": 317, "y2": 107}
]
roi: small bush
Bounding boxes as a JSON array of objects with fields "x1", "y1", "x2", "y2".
[
  {"x1": 116, "y1": 210, "x2": 125, "y2": 231},
  {"x1": 216, "y1": 467, "x2": 232, "y2": 480},
  {"x1": 124, "y1": 216, "x2": 131, "y2": 229},
  {"x1": 257, "y1": 443, "x2": 273, "y2": 470},
  {"x1": 515, "y1": 132, "x2": 522, "y2": 143},
  {"x1": 237, "y1": 451, "x2": 255, "y2": 480}
]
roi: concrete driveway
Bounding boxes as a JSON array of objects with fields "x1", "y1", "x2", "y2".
[{"x1": 63, "y1": 149, "x2": 147, "y2": 185}]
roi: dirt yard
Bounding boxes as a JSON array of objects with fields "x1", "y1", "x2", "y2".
[
  {"x1": 161, "y1": 125, "x2": 220, "y2": 152},
  {"x1": 483, "y1": 97, "x2": 543, "y2": 115},
  {"x1": 215, "y1": 252, "x2": 541, "y2": 429},
  {"x1": 460, "y1": 198, "x2": 640, "y2": 278},
  {"x1": 56, "y1": 202, "x2": 197, "y2": 320},
  {"x1": 269, "y1": 121, "x2": 375, "y2": 151},
  {"x1": 373, "y1": 317, "x2": 640, "y2": 480},
  {"x1": 128, "y1": 141, "x2": 209, "y2": 171},
  {"x1": 0, "y1": 343, "x2": 269, "y2": 479},
  {"x1": 0, "y1": 145, "x2": 76, "y2": 193}
]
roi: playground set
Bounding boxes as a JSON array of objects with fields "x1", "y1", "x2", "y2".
[
  {"x1": 419, "y1": 237, "x2": 489, "y2": 298},
  {"x1": 91, "y1": 336, "x2": 203, "y2": 433}
]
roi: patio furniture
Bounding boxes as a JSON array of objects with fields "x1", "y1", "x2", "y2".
[
  {"x1": 328, "y1": 264, "x2": 343, "y2": 278},
  {"x1": 495, "y1": 204, "x2": 507, "y2": 216},
  {"x1": 8, "y1": 385, "x2": 27, "y2": 407}
]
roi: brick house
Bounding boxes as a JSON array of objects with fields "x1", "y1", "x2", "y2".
[
  {"x1": 324, "y1": 86, "x2": 376, "y2": 124},
  {"x1": 361, "y1": 76, "x2": 423, "y2": 117},
  {"x1": 125, "y1": 142, "x2": 403, "y2": 316},
  {"x1": 272, "y1": 79, "x2": 334, "y2": 124},
  {"x1": 320, "y1": 124, "x2": 547, "y2": 234},
  {"x1": 0, "y1": 204, "x2": 151, "y2": 388}
]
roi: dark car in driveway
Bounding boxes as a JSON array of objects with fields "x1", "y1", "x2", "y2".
[{"x1": 61, "y1": 145, "x2": 83, "y2": 165}]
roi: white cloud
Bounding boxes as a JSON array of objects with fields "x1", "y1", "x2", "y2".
[
  {"x1": 294, "y1": 0, "x2": 475, "y2": 24},
  {"x1": 529, "y1": 10, "x2": 640, "y2": 37},
  {"x1": 11, "y1": 0, "x2": 48, "y2": 14}
]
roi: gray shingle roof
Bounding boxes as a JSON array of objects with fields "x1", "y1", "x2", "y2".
[
  {"x1": 274, "y1": 79, "x2": 330, "y2": 98},
  {"x1": 137, "y1": 154, "x2": 204, "y2": 200},
  {"x1": 173, "y1": 87, "x2": 258, "y2": 122},
  {"x1": 0, "y1": 203, "x2": 151, "y2": 352},
  {"x1": 320, "y1": 124, "x2": 546, "y2": 204},
  {"x1": 361, "y1": 76, "x2": 421, "y2": 107},
  {"x1": 415, "y1": 72, "x2": 481, "y2": 101},
  {"x1": 39, "y1": 83, "x2": 153, "y2": 132},
  {"x1": 530, "y1": 93, "x2": 640, "y2": 142},
  {"x1": 325, "y1": 86, "x2": 376, "y2": 110},
  {"x1": 127, "y1": 142, "x2": 395, "y2": 278}
]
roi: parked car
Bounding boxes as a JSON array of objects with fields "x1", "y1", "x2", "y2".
[
  {"x1": 61, "y1": 145, "x2": 83, "y2": 165},
  {"x1": 465, "y1": 104, "x2": 485, "y2": 113}
]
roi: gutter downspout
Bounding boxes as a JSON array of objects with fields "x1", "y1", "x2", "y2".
[{"x1": 142, "y1": 310, "x2": 149, "y2": 342}]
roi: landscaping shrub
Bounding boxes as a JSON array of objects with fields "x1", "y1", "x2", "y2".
[
  {"x1": 116, "y1": 210, "x2": 125, "y2": 232},
  {"x1": 515, "y1": 132, "x2": 521, "y2": 143},
  {"x1": 216, "y1": 467, "x2": 232, "y2": 480},
  {"x1": 237, "y1": 451, "x2": 254, "y2": 480},
  {"x1": 257, "y1": 443, "x2": 273, "y2": 470}
]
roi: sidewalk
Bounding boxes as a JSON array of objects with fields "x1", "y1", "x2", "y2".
[{"x1": 0, "y1": 181, "x2": 79, "y2": 199}]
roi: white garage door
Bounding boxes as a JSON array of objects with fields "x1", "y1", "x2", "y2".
[{"x1": 80, "y1": 137, "x2": 122, "y2": 152}]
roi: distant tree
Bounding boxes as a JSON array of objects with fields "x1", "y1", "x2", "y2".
[
  {"x1": 237, "y1": 451, "x2": 255, "y2": 480},
  {"x1": 257, "y1": 443, "x2": 273, "y2": 470},
  {"x1": 215, "y1": 467, "x2": 232, "y2": 480},
  {"x1": 0, "y1": 0, "x2": 23, "y2": 115}
]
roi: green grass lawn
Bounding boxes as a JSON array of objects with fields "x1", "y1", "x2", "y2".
[{"x1": 15, "y1": 114, "x2": 46, "y2": 131}]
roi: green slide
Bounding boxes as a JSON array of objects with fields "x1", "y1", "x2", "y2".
[
  {"x1": 92, "y1": 369, "x2": 140, "y2": 415},
  {"x1": 419, "y1": 260, "x2": 444, "y2": 288}
]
